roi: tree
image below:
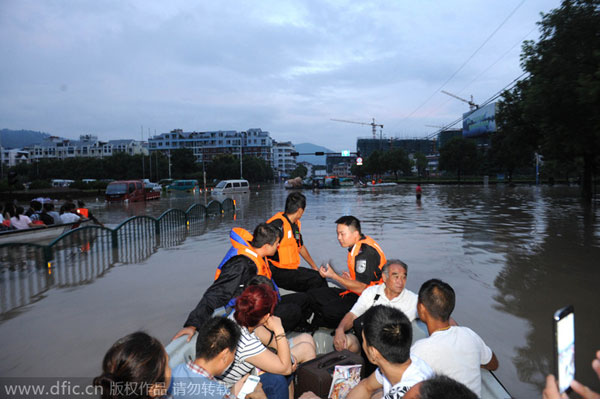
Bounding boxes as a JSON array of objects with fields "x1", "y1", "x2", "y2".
[
  {"x1": 414, "y1": 152, "x2": 428, "y2": 178},
  {"x1": 170, "y1": 148, "x2": 198, "y2": 178},
  {"x1": 382, "y1": 148, "x2": 411, "y2": 179},
  {"x1": 493, "y1": 81, "x2": 540, "y2": 181},
  {"x1": 519, "y1": 0, "x2": 600, "y2": 199},
  {"x1": 289, "y1": 164, "x2": 308, "y2": 179},
  {"x1": 364, "y1": 150, "x2": 386, "y2": 177},
  {"x1": 438, "y1": 137, "x2": 478, "y2": 181}
]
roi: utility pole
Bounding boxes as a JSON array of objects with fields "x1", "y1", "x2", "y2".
[
  {"x1": 239, "y1": 132, "x2": 245, "y2": 179},
  {"x1": 141, "y1": 126, "x2": 145, "y2": 179},
  {"x1": 168, "y1": 150, "x2": 172, "y2": 179},
  {"x1": 148, "y1": 128, "x2": 152, "y2": 181}
]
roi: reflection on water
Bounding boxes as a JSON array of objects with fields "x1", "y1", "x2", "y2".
[
  {"x1": 0, "y1": 203, "x2": 235, "y2": 321},
  {"x1": 0, "y1": 185, "x2": 598, "y2": 397}
]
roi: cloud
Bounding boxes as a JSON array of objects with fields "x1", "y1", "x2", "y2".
[{"x1": 0, "y1": 0, "x2": 562, "y2": 151}]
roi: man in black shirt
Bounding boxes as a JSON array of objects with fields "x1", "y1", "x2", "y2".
[{"x1": 307, "y1": 216, "x2": 386, "y2": 329}]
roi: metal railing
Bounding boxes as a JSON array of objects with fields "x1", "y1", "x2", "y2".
[{"x1": 0, "y1": 198, "x2": 235, "y2": 318}]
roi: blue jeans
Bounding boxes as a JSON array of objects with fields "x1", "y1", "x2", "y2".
[{"x1": 259, "y1": 373, "x2": 292, "y2": 399}]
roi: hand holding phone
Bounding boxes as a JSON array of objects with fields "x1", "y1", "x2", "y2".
[
  {"x1": 554, "y1": 305, "x2": 575, "y2": 394},
  {"x1": 238, "y1": 375, "x2": 260, "y2": 399}
]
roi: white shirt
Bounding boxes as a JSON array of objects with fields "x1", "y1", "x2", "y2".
[
  {"x1": 411, "y1": 326, "x2": 493, "y2": 397},
  {"x1": 60, "y1": 213, "x2": 81, "y2": 224},
  {"x1": 350, "y1": 284, "x2": 418, "y2": 321},
  {"x1": 10, "y1": 215, "x2": 32, "y2": 230},
  {"x1": 375, "y1": 355, "x2": 433, "y2": 398}
]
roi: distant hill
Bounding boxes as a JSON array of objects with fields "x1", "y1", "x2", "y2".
[
  {"x1": 295, "y1": 143, "x2": 335, "y2": 165},
  {"x1": 0, "y1": 129, "x2": 52, "y2": 148}
]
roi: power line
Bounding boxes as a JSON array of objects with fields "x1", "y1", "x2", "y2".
[
  {"x1": 423, "y1": 71, "x2": 529, "y2": 140},
  {"x1": 395, "y1": 0, "x2": 528, "y2": 127}
]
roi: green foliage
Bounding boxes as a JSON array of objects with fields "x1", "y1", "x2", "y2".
[
  {"x1": 29, "y1": 180, "x2": 52, "y2": 190},
  {"x1": 206, "y1": 154, "x2": 273, "y2": 182},
  {"x1": 382, "y1": 148, "x2": 411, "y2": 179},
  {"x1": 170, "y1": 148, "x2": 199, "y2": 178},
  {"x1": 414, "y1": 152, "x2": 428, "y2": 177},
  {"x1": 438, "y1": 137, "x2": 479, "y2": 181},
  {"x1": 290, "y1": 164, "x2": 308, "y2": 179},
  {"x1": 517, "y1": 0, "x2": 600, "y2": 198}
]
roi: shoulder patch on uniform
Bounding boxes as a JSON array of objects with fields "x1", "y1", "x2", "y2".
[{"x1": 356, "y1": 259, "x2": 367, "y2": 274}]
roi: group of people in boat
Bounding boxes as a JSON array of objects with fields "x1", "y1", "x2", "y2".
[
  {"x1": 0, "y1": 199, "x2": 101, "y2": 231},
  {"x1": 93, "y1": 192, "x2": 600, "y2": 399}
]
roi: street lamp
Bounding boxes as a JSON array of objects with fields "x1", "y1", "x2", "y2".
[{"x1": 239, "y1": 132, "x2": 246, "y2": 179}]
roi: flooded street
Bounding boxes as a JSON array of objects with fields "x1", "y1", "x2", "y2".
[{"x1": 1, "y1": 184, "x2": 599, "y2": 398}]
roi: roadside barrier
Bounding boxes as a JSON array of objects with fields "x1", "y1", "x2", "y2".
[{"x1": 0, "y1": 199, "x2": 235, "y2": 317}]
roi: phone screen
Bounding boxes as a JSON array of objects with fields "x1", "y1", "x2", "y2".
[
  {"x1": 555, "y1": 308, "x2": 575, "y2": 393},
  {"x1": 238, "y1": 375, "x2": 260, "y2": 399}
]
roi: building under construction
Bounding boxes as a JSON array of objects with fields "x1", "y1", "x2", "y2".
[{"x1": 356, "y1": 137, "x2": 437, "y2": 158}]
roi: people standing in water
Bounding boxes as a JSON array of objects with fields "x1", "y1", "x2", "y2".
[
  {"x1": 416, "y1": 184, "x2": 422, "y2": 201},
  {"x1": 267, "y1": 192, "x2": 327, "y2": 292},
  {"x1": 307, "y1": 216, "x2": 386, "y2": 329}
]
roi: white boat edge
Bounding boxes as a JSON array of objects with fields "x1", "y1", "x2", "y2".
[{"x1": 0, "y1": 219, "x2": 92, "y2": 245}]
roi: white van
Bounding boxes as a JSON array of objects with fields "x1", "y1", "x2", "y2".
[{"x1": 213, "y1": 179, "x2": 250, "y2": 194}]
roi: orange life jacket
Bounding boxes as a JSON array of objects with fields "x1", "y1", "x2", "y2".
[
  {"x1": 342, "y1": 236, "x2": 387, "y2": 296},
  {"x1": 76, "y1": 208, "x2": 89, "y2": 218},
  {"x1": 267, "y1": 212, "x2": 301, "y2": 269},
  {"x1": 214, "y1": 227, "x2": 271, "y2": 280}
]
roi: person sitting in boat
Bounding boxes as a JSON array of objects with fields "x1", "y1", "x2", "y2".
[
  {"x1": 266, "y1": 192, "x2": 327, "y2": 292},
  {"x1": 347, "y1": 305, "x2": 433, "y2": 399},
  {"x1": 403, "y1": 375, "x2": 477, "y2": 399},
  {"x1": 410, "y1": 279, "x2": 498, "y2": 398},
  {"x1": 216, "y1": 284, "x2": 316, "y2": 398},
  {"x1": 93, "y1": 331, "x2": 172, "y2": 399},
  {"x1": 333, "y1": 259, "x2": 418, "y2": 354},
  {"x1": 173, "y1": 223, "x2": 281, "y2": 342},
  {"x1": 43, "y1": 203, "x2": 60, "y2": 225},
  {"x1": 307, "y1": 216, "x2": 387, "y2": 329},
  {"x1": 171, "y1": 316, "x2": 266, "y2": 399},
  {"x1": 10, "y1": 206, "x2": 39, "y2": 229},
  {"x1": 59, "y1": 203, "x2": 82, "y2": 224}
]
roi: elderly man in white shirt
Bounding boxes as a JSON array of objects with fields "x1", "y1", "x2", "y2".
[{"x1": 333, "y1": 259, "x2": 418, "y2": 353}]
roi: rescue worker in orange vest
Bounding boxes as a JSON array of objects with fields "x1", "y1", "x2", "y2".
[
  {"x1": 307, "y1": 215, "x2": 386, "y2": 329},
  {"x1": 267, "y1": 192, "x2": 327, "y2": 292},
  {"x1": 173, "y1": 223, "x2": 290, "y2": 342}
]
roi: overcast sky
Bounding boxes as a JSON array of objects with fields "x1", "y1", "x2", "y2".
[{"x1": 0, "y1": 0, "x2": 561, "y2": 151}]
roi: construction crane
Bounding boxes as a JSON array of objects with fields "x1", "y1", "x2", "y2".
[
  {"x1": 331, "y1": 118, "x2": 383, "y2": 139},
  {"x1": 441, "y1": 90, "x2": 479, "y2": 111}
]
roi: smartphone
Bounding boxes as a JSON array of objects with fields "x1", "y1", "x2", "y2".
[
  {"x1": 553, "y1": 305, "x2": 575, "y2": 394},
  {"x1": 238, "y1": 375, "x2": 260, "y2": 399}
]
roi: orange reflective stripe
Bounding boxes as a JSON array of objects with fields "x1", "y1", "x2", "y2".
[{"x1": 267, "y1": 212, "x2": 301, "y2": 269}]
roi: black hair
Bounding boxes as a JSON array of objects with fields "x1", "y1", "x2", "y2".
[
  {"x1": 93, "y1": 331, "x2": 167, "y2": 399},
  {"x1": 362, "y1": 305, "x2": 412, "y2": 364},
  {"x1": 382, "y1": 259, "x2": 408, "y2": 276},
  {"x1": 335, "y1": 215, "x2": 361, "y2": 234},
  {"x1": 78, "y1": 200, "x2": 86, "y2": 208},
  {"x1": 247, "y1": 275, "x2": 276, "y2": 291},
  {"x1": 195, "y1": 316, "x2": 241, "y2": 361},
  {"x1": 416, "y1": 375, "x2": 477, "y2": 399},
  {"x1": 418, "y1": 279, "x2": 455, "y2": 322},
  {"x1": 30, "y1": 200, "x2": 42, "y2": 211},
  {"x1": 284, "y1": 192, "x2": 306, "y2": 214},
  {"x1": 15, "y1": 206, "x2": 24, "y2": 220},
  {"x1": 250, "y1": 223, "x2": 281, "y2": 248},
  {"x1": 43, "y1": 203, "x2": 54, "y2": 212}
]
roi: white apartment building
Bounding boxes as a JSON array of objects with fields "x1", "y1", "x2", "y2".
[{"x1": 272, "y1": 141, "x2": 297, "y2": 175}]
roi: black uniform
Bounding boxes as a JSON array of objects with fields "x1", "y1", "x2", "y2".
[
  {"x1": 184, "y1": 254, "x2": 309, "y2": 332},
  {"x1": 307, "y1": 243, "x2": 382, "y2": 329}
]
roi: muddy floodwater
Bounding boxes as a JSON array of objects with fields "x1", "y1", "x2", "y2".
[{"x1": 1, "y1": 184, "x2": 599, "y2": 398}]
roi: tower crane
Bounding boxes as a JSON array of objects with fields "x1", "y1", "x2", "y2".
[
  {"x1": 441, "y1": 90, "x2": 479, "y2": 111},
  {"x1": 330, "y1": 118, "x2": 383, "y2": 139}
]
